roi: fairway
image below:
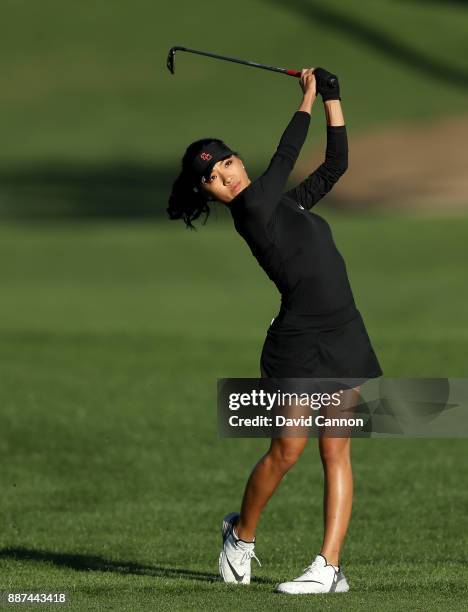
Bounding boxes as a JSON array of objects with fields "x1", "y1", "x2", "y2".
[
  {"x1": 2, "y1": 1, "x2": 468, "y2": 607},
  {"x1": 1, "y1": 216, "x2": 467, "y2": 610}
]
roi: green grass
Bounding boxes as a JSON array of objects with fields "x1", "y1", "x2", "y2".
[
  {"x1": 1, "y1": 213, "x2": 468, "y2": 610},
  {"x1": 1, "y1": 0, "x2": 467, "y2": 164},
  {"x1": 2, "y1": 1, "x2": 468, "y2": 608}
]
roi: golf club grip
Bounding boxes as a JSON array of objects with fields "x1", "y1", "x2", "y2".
[{"x1": 287, "y1": 70, "x2": 337, "y2": 89}]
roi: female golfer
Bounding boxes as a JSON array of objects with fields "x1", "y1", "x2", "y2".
[{"x1": 168, "y1": 68, "x2": 382, "y2": 594}]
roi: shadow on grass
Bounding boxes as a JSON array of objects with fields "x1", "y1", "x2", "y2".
[
  {"x1": 0, "y1": 163, "x2": 175, "y2": 220},
  {"x1": 0, "y1": 547, "x2": 273, "y2": 585},
  {"x1": 269, "y1": 0, "x2": 468, "y2": 90},
  {"x1": 0, "y1": 162, "x2": 263, "y2": 221}
]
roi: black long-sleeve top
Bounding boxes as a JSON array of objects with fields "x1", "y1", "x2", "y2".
[{"x1": 230, "y1": 111, "x2": 357, "y2": 320}]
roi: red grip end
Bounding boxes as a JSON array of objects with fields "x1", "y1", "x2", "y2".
[{"x1": 286, "y1": 69, "x2": 301, "y2": 78}]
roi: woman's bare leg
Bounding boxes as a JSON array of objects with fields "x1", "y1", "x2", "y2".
[
  {"x1": 235, "y1": 436, "x2": 308, "y2": 541},
  {"x1": 319, "y1": 436, "x2": 353, "y2": 566},
  {"x1": 318, "y1": 386, "x2": 359, "y2": 566}
]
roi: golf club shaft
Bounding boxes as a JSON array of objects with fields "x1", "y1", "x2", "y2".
[{"x1": 170, "y1": 46, "x2": 301, "y2": 78}]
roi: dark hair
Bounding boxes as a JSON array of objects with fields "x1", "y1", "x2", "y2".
[{"x1": 167, "y1": 138, "x2": 227, "y2": 229}]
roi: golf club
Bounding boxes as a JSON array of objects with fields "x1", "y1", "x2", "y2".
[{"x1": 166, "y1": 45, "x2": 337, "y2": 88}]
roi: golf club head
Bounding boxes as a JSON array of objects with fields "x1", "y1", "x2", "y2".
[{"x1": 166, "y1": 47, "x2": 176, "y2": 74}]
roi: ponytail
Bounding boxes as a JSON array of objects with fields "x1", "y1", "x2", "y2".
[
  {"x1": 167, "y1": 169, "x2": 211, "y2": 229},
  {"x1": 167, "y1": 138, "x2": 229, "y2": 229}
]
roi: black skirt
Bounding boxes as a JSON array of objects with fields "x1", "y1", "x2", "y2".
[{"x1": 260, "y1": 304, "x2": 382, "y2": 380}]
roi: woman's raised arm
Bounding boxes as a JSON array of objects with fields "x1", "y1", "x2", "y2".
[
  {"x1": 248, "y1": 70, "x2": 317, "y2": 216},
  {"x1": 284, "y1": 69, "x2": 348, "y2": 210}
]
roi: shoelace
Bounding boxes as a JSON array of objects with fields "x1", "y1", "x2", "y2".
[{"x1": 241, "y1": 548, "x2": 262, "y2": 567}]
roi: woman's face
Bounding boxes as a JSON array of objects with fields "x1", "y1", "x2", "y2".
[{"x1": 200, "y1": 155, "x2": 251, "y2": 204}]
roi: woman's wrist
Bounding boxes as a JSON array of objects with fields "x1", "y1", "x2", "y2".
[
  {"x1": 324, "y1": 99, "x2": 345, "y2": 126},
  {"x1": 299, "y1": 91, "x2": 317, "y2": 115}
]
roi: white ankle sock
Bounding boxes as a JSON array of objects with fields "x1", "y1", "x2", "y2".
[{"x1": 233, "y1": 526, "x2": 254, "y2": 544}]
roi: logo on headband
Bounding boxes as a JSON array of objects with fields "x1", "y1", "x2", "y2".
[{"x1": 200, "y1": 152, "x2": 213, "y2": 161}]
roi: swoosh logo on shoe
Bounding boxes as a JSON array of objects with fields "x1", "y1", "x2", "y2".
[
  {"x1": 226, "y1": 554, "x2": 245, "y2": 582},
  {"x1": 296, "y1": 579, "x2": 324, "y2": 584}
]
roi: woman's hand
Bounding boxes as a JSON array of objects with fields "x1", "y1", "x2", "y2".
[
  {"x1": 314, "y1": 67, "x2": 340, "y2": 101},
  {"x1": 298, "y1": 68, "x2": 316, "y2": 115},
  {"x1": 299, "y1": 68, "x2": 316, "y2": 97}
]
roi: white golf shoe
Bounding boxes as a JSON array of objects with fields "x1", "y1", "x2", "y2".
[
  {"x1": 276, "y1": 554, "x2": 349, "y2": 594},
  {"x1": 218, "y1": 512, "x2": 261, "y2": 585}
]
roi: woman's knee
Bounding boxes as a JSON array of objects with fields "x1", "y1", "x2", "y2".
[
  {"x1": 319, "y1": 437, "x2": 350, "y2": 466},
  {"x1": 268, "y1": 437, "x2": 308, "y2": 472}
]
